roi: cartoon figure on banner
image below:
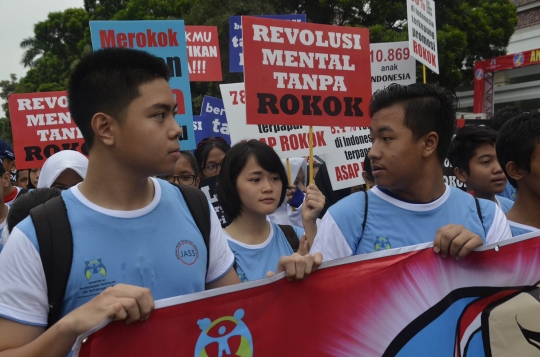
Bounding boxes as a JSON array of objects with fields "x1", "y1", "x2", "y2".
[
  {"x1": 383, "y1": 283, "x2": 540, "y2": 357},
  {"x1": 194, "y1": 309, "x2": 253, "y2": 357},
  {"x1": 514, "y1": 52, "x2": 525, "y2": 67}
]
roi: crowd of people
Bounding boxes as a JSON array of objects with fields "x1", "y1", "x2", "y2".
[{"x1": 0, "y1": 47, "x2": 537, "y2": 356}]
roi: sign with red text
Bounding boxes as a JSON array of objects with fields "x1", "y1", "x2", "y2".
[
  {"x1": 242, "y1": 17, "x2": 372, "y2": 127},
  {"x1": 220, "y1": 83, "x2": 333, "y2": 158},
  {"x1": 407, "y1": 0, "x2": 439, "y2": 73},
  {"x1": 89, "y1": 20, "x2": 196, "y2": 150},
  {"x1": 8, "y1": 91, "x2": 87, "y2": 170},
  {"x1": 371, "y1": 41, "x2": 416, "y2": 93},
  {"x1": 77, "y1": 233, "x2": 540, "y2": 357},
  {"x1": 185, "y1": 26, "x2": 222, "y2": 81},
  {"x1": 326, "y1": 126, "x2": 372, "y2": 190}
]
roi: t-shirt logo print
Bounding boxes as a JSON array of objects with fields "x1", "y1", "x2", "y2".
[
  {"x1": 84, "y1": 259, "x2": 107, "y2": 280},
  {"x1": 374, "y1": 236, "x2": 391, "y2": 251},
  {"x1": 176, "y1": 240, "x2": 199, "y2": 265},
  {"x1": 194, "y1": 309, "x2": 253, "y2": 357}
]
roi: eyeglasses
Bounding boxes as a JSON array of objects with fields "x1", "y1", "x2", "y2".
[
  {"x1": 202, "y1": 163, "x2": 222, "y2": 174},
  {"x1": 165, "y1": 175, "x2": 197, "y2": 186}
]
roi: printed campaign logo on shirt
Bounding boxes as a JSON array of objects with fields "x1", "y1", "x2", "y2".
[
  {"x1": 176, "y1": 240, "x2": 199, "y2": 265},
  {"x1": 375, "y1": 236, "x2": 391, "y2": 251},
  {"x1": 80, "y1": 258, "x2": 116, "y2": 299},
  {"x1": 195, "y1": 309, "x2": 253, "y2": 357}
]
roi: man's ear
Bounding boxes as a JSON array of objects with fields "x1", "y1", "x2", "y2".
[
  {"x1": 421, "y1": 131, "x2": 439, "y2": 159},
  {"x1": 1, "y1": 172, "x2": 10, "y2": 187},
  {"x1": 91, "y1": 112, "x2": 118, "y2": 147},
  {"x1": 506, "y1": 161, "x2": 524, "y2": 183},
  {"x1": 454, "y1": 167, "x2": 468, "y2": 184}
]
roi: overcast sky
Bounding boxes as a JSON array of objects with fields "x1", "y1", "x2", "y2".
[{"x1": 0, "y1": 0, "x2": 84, "y2": 91}]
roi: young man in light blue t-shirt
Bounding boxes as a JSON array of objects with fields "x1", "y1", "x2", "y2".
[
  {"x1": 448, "y1": 125, "x2": 513, "y2": 213},
  {"x1": 0, "y1": 48, "x2": 320, "y2": 357},
  {"x1": 496, "y1": 112, "x2": 540, "y2": 236},
  {"x1": 310, "y1": 83, "x2": 511, "y2": 261}
]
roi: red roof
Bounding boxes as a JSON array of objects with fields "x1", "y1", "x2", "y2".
[
  {"x1": 516, "y1": 7, "x2": 540, "y2": 28},
  {"x1": 512, "y1": 0, "x2": 539, "y2": 6}
]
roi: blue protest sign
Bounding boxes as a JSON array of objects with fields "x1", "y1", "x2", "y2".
[
  {"x1": 193, "y1": 115, "x2": 210, "y2": 148},
  {"x1": 200, "y1": 96, "x2": 231, "y2": 145},
  {"x1": 229, "y1": 14, "x2": 306, "y2": 73},
  {"x1": 89, "y1": 20, "x2": 196, "y2": 150}
]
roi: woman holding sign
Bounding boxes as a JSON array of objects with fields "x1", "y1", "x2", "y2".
[{"x1": 217, "y1": 140, "x2": 325, "y2": 282}]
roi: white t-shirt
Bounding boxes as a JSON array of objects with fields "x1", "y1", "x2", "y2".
[{"x1": 0, "y1": 178, "x2": 234, "y2": 327}]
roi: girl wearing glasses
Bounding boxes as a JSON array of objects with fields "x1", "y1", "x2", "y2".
[
  {"x1": 163, "y1": 151, "x2": 200, "y2": 188},
  {"x1": 194, "y1": 137, "x2": 230, "y2": 179},
  {"x1": 217, "y1": 140, "x2": 325, "y2": 282}
]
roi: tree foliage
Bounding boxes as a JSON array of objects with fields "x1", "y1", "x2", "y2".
[{"x1": 1, "y1": 0, "x2": 518, "y2": 134}]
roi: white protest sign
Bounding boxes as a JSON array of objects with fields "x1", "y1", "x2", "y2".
[
  {"x1": 326, "y1": 126, "x2": 372, "y2": 190},
  {"x1": 220, "y1": 82, "x2": 334, "y2": 159},
  {"x1": 371, "y1": 41, "x2": 416, "y2": 93},
  {"x1": 407, "y1": 0, "x2": 439, "y2": 74}
]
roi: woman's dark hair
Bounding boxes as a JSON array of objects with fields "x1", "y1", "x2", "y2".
[
  {"x1": 179, "y1": 150, "x2": 199, "y2": 176},
  {"x1": 7, "y1": 188, "x2": 62, "y2": 233},
  {"x1": 194, "y1": 137, "x2": 230, "y2": 170},
  {"x1": 217, "y1": 140, "x2": 288, "y2": 221}
]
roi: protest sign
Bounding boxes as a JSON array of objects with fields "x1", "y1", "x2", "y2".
[
  {"x1": 229, "y1": 14, "x2": 306, "y2": 73},
  {"x1": 185, "y1": 26, "x2": 222, "y2": 81},
  {"x1": 242, "y1": 16, "x2": 372, "y2": 127},
  {"x1": 326, "y1": 126, "x2": 371, "y2": 190},
  {"x1": 407, "y1": 0, "x2": 439, "y2": 74},
  {"x1": 7, "y1": 91, "x2": 87, "y2": 170},
  {"x1": 198, "y1": 175, "x2": 230, "y2": 228},
  {"x1": 89, "y1": 20, "x2": 196, "y2": 150},
  {"x1": 371, "y1": 41, "x2": 416, "y2": 93},
  {"x1": 77, "y1": 233, "x2": 540, "y2": 357},
  {"x1": 200, "y1": 96, "x2": 231, "y2": 145},
  {"x1": 193, "y1": 115, "x2": 210, "y2": 147},
  {"x1": 220, "y1": 82, "x2": 333, "y2": 158}
]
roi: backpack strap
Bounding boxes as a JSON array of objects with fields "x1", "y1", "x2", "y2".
[
  {"x1": 362, "y1": 191, "x2": 368, "y2": 233},
  {"x1": 278, "y1": 224, "x2": 299, "y2": 252},
  {"x1": 29, "y1": 196, "x2": 73, "y2": 330},
  {"x1": 474, "y1": 196, "x2": 485, "y2": 231},
  {"x1": 176, "y1": 185, "x2": 211, "y2": 277}
]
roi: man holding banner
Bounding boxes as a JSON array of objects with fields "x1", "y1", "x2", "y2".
[
  {"x1": 0, "y1": 48, "x2": 321, "y2": 357},
  {"x1": 310, "y1": 83, "x2": 511, "y2": 260}
]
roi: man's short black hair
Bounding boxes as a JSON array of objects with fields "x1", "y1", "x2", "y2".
[
  {"x1": 496, "y1": 113, "x2": 540, "y2": 188},
  {"x1": 68, "y1": 48, "x2": 171, "y2": 149},
  {"x1": 217, "y1": 140, "x2": 288, "y2": 221},
  {"x1": 7, "y1": 188, "x2": 61, "y2": 233},
  {"x1": 369, "y1": 83, "x2": 458, "y2": 163},
  {"x1": 491, "y1": 106, "x2": 521, "y2": 132},
  {"x1": 448, "y1": 125, "x2": 498, "y2": 174}
]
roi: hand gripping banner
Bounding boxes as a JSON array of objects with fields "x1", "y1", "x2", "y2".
[{"x1": 76, "y1": 232, "x2": 540, "y2": 357}]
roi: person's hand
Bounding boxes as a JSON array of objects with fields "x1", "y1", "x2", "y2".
[
  {"x1": 284, "y1": 184, "x2": 295, "y2": 204},
  {"x1": 61, "y1": 284, "x2": 154, "y2": 335},
  {"x1": 297, "y1": 234, "x2": 311, "y2": 256},
  {"x1": 302, "y1": 184, "x2": 325, "y2": 224},
  {"x1": 266, "y1": 250, "x2": 323, "y2": 281},
  {"x1": 433, "y1": 224, "x2": 483, "y2": 260}
]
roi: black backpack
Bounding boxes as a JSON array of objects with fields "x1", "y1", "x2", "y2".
[{"x1": 29, "y1": 184, "x2": 210, "y2": 330}]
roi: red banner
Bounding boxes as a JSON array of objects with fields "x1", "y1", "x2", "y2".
[
  {"x1": 185, "y1": 26, "x2": 223, "y2": 82},
  {"x1": 77, "y1": 233, "x2": 540, "y2": 357},
  {"x1": 242, "y1": 17, "x2": 372, "y2": 127},
  {"x1": 473, "y1": 48, "x2": 540, "y2": 114},
  {"x1": 7, "y1": 91, "x2": 87, "y2": 170}
]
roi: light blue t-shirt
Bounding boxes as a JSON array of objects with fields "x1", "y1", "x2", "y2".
[
  {"x1": 227, "y1": 222, "x2": 303, "y2": 282},
  {"x1": 508, "y1": 221, "x2": 539, "y2": 237},
  {"x1": 499, "y1": 181, "x2": 516, "y2": 201},
  {"x1": 312, "y1": 185, "x2": 511, "y2": 261},
  {"x1": 0, "y1": 178, "x2": 234, "y2": 331},
  {"x1": 495, "y1": 196, "x2": 514, "y2": 214}
]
